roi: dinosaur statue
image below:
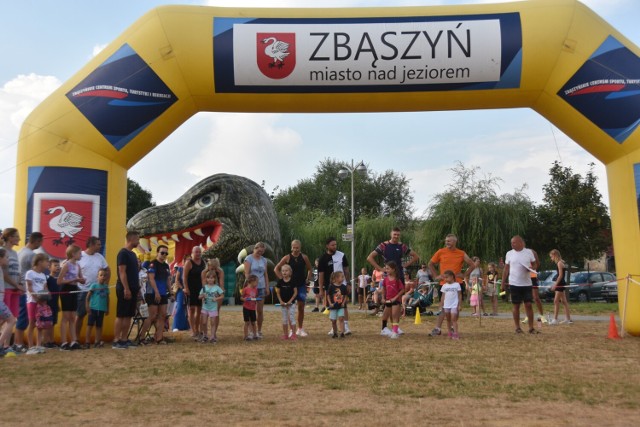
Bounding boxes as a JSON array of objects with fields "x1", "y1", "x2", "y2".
[{"x1": 127, "y1": 173, "x2": 281, "y2": 267}]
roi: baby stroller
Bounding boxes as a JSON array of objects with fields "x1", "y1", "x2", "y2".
[{"x1": 404, "y1": 283, "x2": 435, "y2": 317}]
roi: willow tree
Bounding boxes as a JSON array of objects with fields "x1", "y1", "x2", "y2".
[{"x1": 417, "y1": 162, "x2": 534, "y2": 262}]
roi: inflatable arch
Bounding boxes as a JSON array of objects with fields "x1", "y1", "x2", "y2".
[{"x1": 14, "y1": 0, "x2": 640, "y2": 337}]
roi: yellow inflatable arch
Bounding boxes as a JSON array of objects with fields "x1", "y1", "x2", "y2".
[{"x1": 14, "y1": 0, "x2": 640, "y2": 337}]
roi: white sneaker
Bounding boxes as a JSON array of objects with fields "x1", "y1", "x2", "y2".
[
  {"x1": 257, "y1": 331, "x2": 263, "y2": 339},
  {"x1": 247, "y1": 332, "x2": 254, "y2": 340},
  {"x1": 26, "y1": 348, "x2": 40, "y2": 355},
  {"x1": 389, "y1": 332, "x2": 399, "y2": 339},
  {"x1": 344, "y1": 327, "x2": 352, "y2": 336},
  {"x1": 397, "y1": 327, "x2": 405, "y2": 335},
  {"x1": 328, "y1": 329, "x2": 335, "y2": 336},
  {"x1": 297, "y1": 328, "x2": 308, "y2": 337},
  {"x1": 380, "y1": 327, "x2": 392, "y2": 336},
  {"x1": 550, "y1": 319, "x2": 558, "y2": 325},
  {"x1": 288, "y1": 330, "x2": 293, "y2": 338}
]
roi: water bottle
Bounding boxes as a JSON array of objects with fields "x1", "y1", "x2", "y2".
[{"x1": 537, "y1": 317, "x2": 542, "y2": 329}]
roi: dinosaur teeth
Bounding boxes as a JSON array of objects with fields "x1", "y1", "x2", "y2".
[
  {"x1": 171, "y1": 234, "x2": 179, "y2": 242},
  {"x1": 206, "y1": 236, "x2": 214, "y2": 248},
  {"x1": 139, "y1": 238, "x2": 150, "y2": 252},
  {"x1": 237, "y1": 248, "x2": 248, "y2": 264},
  {"x1": 194, "y1": 228, "x2": 205, "y2": 237},
  {"x1": 150, "y1": 236, "x2": 159, "y2": 246},
  {"x1": 161, "y1": 236, "x2": 169, "y2": 243},
  {"x1": 182, "y1": 232, "x2": 193, "y2": 241}
]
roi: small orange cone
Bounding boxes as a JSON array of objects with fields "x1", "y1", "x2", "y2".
[{"x1": 607, "y1": 313, "x2": 621, "y2": 340}]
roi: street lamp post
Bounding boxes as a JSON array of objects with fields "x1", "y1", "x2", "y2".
[{"x1": 338, "y1": 160, "x2": 367, "y2": 304}]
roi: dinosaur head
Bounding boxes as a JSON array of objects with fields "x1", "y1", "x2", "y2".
[{"x1": 127, "y1": 173, "x2": 281, "y2": 265}]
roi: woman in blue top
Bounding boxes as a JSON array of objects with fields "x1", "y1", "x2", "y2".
[
  {"x1": 244, "y1": 242, "x2": 270, "y2": 338},
  {"x1": 171, "y1": 254, "x2": 190, "y2": 331}
]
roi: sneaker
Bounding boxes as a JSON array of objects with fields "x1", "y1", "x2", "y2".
[
  {"x1": 244, "y1": 336, "x2": 253, "y2": 341},
  {"x1": 529, "y1": 328, "x2": 541, "y2": 334},
  {"x1": 389, "y1": 332, "x2": 399, "y2": 339},
  {"x1": 515, "y1": 328, "x2": 524, "y2": 334},
  {"x1": 69, "y1": 341, "x2": 81, "y2": 350},
  {"x1": 297, "y1": 328, "x2": 308, "y2": 337},
  {"x1": 521, "y1": 316, "x2": 528, "y2": 324},
  {"x1": 59, "y1": 342, "x2": 71, "y2": 351},
  {"x1": 280, "y1": 335, "x2": 289, "y2": 341},
  {"x1": 332, "y1": 333, "x2": 338, "y2": 339},
  {"x1": 12, "y1": 344, "x2": 27, "y2": 354},
  {"x1": 344, "y1": 328, "x2": 352, "y2": 336},
  {"x1": 124, "y1": 340, "x2": 138, "y2": 348},
  {"x1": 541, "y1": 316, "x2": 548, "y2": 324},
  {"x1": 26, "y1": 347, "x2": 40, "y2": 355},
  {"x1": 380, "y1": 327, "x2": 392, "y2": 336},
  {"x1": 111, "y1": 341, "x2": 127, "y2": 350},
  {"x1": 339, "y1": 332, "x2": 345, "y2": 338},
  {"x1": 288, "y1": 330, "x2": 293, "y2": 338},
  {"x1": 550, "y1": 319, "x2": 558, "y2": 325},
  {"x1": 290, "y1": 334, "x2": 298, "y2": 341},
  {"x1": 36, "y1": 346, "x2": 47, "y2": 354},
  {"x1": 451, "y1": 333, "x2": 460, "y2": 340},
  {"x1": 311, "y1": 307, "x2": 319, "y2": 312},
  {"x1": 82, "y1": 343, "x2": 91, "y2": 350},
  {"x1": 200, "y1": 336, "x2": 209, "y2": 343},
  {"x1": 430, "y1": 328, "x2": 442, "y2": 337},
  {"x1": 210, "y1": 337, "x2": 217, "y2": 344},
  {"x1": 328, "y1": 329, "x2": 335, "y2": 336},
  {"x1": 397, "y1": 327, "x2": 404, "y2": 335},
  {"x1": 567, "y1": 320, "x2": 574, "y2": 325},
  {"x1": 257, "y1": 331, "x2": 264, "y2": 339}
]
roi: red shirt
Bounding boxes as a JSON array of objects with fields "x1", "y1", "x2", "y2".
[
  {"x1": 242, "y1": 286, "x2": 257, "y2": 310},
  {"x1": 383, "y1": 276, "x2": 404, "y2": 300}
]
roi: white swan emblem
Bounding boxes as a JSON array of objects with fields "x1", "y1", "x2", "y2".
[
  {"x1": 262, "y1": 37, "x2": 290, "y2": 68},
  {"x1": 46, "y1": 206, "x2": 84, "y2": 246}
]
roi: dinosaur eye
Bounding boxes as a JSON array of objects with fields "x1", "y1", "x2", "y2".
[{"x1": 195, "y1": 193, "x2": 219, "y2": 209}]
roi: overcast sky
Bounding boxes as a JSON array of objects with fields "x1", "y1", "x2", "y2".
[{"x1": 1, "y1": 0, "x2": 638, "y2": 228}]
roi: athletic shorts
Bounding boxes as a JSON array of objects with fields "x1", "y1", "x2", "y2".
[
  {"x1": 16, "y1": 294, "x2": 28, "y2": 330},
  {"x1": 357, "y1": 287, "x2": 365, "y2": 296},
  {"x1": 243, "y1": 307, "x2": 256, "y2": 323},
  {"x1": 60, "y1": 284, "x2": 78, "y2": 311},
  {"x1": 116, "y1": 284, "x2": 138, "y2": 318},
  {"x1": 201, "y1": 308, "x2": 218, "y2": 318},
  {"x1": 145, "y1": 294, "x2": 169, "y2": 306},
  {"x1": 444, "y1": 307, "x2": 459, "y2": 314},
  {"x1": 313, "y1": 286, "x2": 319, "y2": 295},
  {"x1": 329, "y1": 307, "x2": 345, "y2": 320},
  {"x1": 3, "y1": 291, "x2": 20, "y2": 317},
  {"x1": 296, "y1": 285, "x2": 307, "y2": 303},
  {"x1": 384, "y1": 300, "x2": 402, "y2": 308},
  {"x1": 510, "y1": 286, "x2": 533, "y2": 304},
  {"x1": 76, "y1": 291, "x2": 89, "y2": 317},
  {"x1": 87, "y1": 309, "x2": 105, "y2": 327},
  {"x1": 0, "y1": 300, "x2": 14, "y2": 321},
  {"x1": 531, "y1": 277, "x2": 539, "y2": 288}
]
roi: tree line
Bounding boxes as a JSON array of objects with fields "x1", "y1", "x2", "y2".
[{"x1": 127, "y1": 159, "x2": 611, "y2": 273}]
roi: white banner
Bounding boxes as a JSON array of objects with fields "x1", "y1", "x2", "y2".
[{"x1": 232, "y1": 20, "x2": 502, "y2": 87}]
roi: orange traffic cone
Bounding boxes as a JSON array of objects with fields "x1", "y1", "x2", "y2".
[{"x1": 607, "y1": 313, "x2": 621, "y2": 340}]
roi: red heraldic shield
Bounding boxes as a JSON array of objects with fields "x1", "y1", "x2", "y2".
[
  {"x1": 37, "y1": 198, "x2": 97, "y2": 259},
  {"x1": 256, "y1": 33, "x2": 296, "y2": 79}
]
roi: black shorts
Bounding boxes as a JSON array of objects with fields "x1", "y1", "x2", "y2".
[
  {"x1": 87, "y1": 309, "x2": 105, "y2": 327},
  {"x1": 510, "y1": 286, "x2": 533, "y2": 304},
  {"x1": 243, "y1": 307, "x2": 256, "y2": 323},
  {"x1": 188, "y1": 284, "x2": 202, "y2": 307},
  {"x1": 60, "y1": 284, "x2": 78, "y2": 311},
  {"x1": 116, "y1": 284, "x2": 139, "y2": 318},
  {"x1": 531, "y1": 277, "x2": 539, "y2": 288},
  {"x1": 357, "y1": 287, "x2": 365, "y2": 296},
  {"x1": 313, "y1": 286, "x2": 319, "y2": 295},
  {"x1": 384, "y1": 300, "x2": 402, "y2": 308},
  {"x1": 145, "y1": 294, "x2": 169, "y2": 306}
]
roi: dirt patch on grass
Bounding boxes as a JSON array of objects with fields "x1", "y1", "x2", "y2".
[{"x1": 1, "y1": 309, "x2": 639, "y2": 426}]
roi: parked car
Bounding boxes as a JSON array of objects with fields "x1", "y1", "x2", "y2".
[
  {"x1": 601, "y1": 280, "x2": 618, "y2": 303},
  {"x1": 567, "y1": 271, "x2": 617, "y2": 302},
  {"x1": 537, "y1": 270, "x2": 559, "y2": 302}
]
